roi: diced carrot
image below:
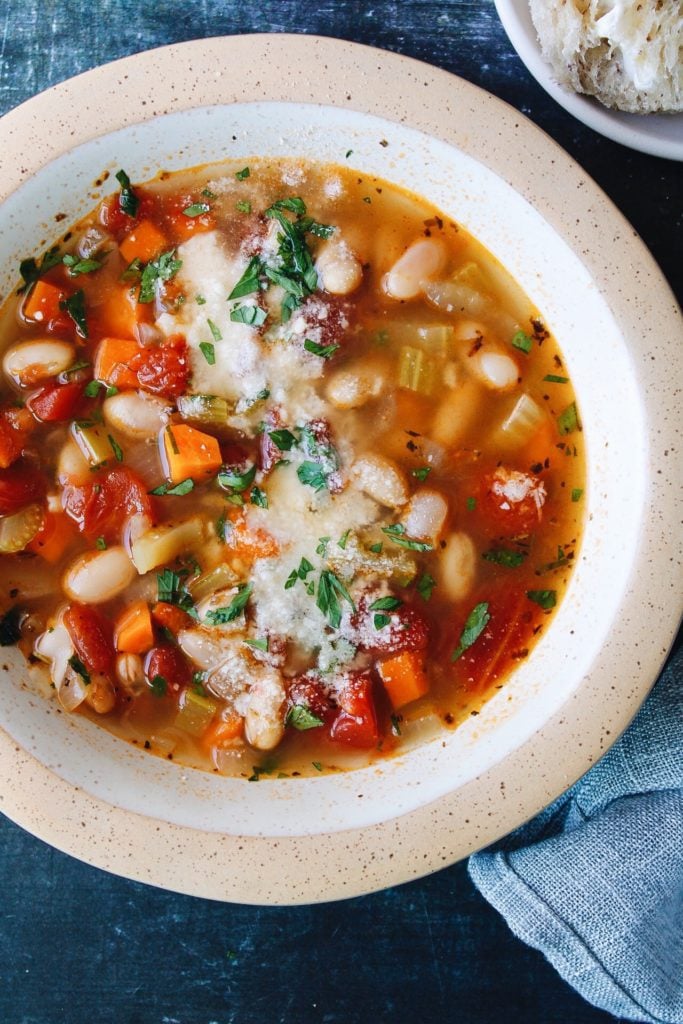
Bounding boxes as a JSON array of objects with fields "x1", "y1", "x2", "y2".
[
  {"x1": 93, "y1": 336, "x2": 140, "y2": 388},
  {"x1": 201, "y1": 713, "x2": 243, "y2": 750},
  {"x1": 377, "y1": 650, "x2": 429, "y2": 709},
  {"x1": 22, "y1": 280, "x2": 66, "y2": 324},
  {"x1": 151, "y1": 601, "x2": 193, "y2": 636},
  {"x1": 224, "y1": 516, "x2": 279, "y2": 564},
  {"x1": 92, "y1": 282, "x2": 146, "y2": 340},
  {"x1": 114, "y1": 600, "x2": 154, "y2": 655},
  {"x1": 119, "y1": 219, "x2": 167, "y2": 264},
  {"x1": 162, "y1": 423, "x2": 222, "y2": 484},
  {"x1": 26, "y1": 510, "x2": 76, "y2": 563}
]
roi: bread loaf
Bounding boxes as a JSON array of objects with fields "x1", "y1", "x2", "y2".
[{"x1": 528, "y1": 0, "x2": 683, "y2": 114}]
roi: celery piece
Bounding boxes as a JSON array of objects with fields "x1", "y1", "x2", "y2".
[
  {"x1": 398, "y1": 345, "x2": 435, "y2": 395},
  {"x1": 174, "y1": 689, "x2": 218, "y2": 737},
  {"x1": 177, "y1": 393, "x2": 231, "y2": 425},
  {"x1": 188, "y1": 563, "x2": 239, "y2": 602},
  {"x1": 71, "y1": 423, "x2": 115, "y2": 466}
]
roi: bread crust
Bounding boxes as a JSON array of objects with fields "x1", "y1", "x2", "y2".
[{"x1": 529, "y1": 0, "x2": 683, "y2": 114}]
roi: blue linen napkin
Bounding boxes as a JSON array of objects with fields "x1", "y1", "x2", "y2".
[{"x1": 469, "y1": 644, "x2": 683, "y2": 1023}]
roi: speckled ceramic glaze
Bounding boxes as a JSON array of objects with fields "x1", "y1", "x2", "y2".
[{"x1": 0, "y1": 36, "x2": 680, "y2": 903}]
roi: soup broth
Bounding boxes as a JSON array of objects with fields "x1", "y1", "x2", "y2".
[{"x1": 0, "y1": 159, "x2": 585, "y2": 777}]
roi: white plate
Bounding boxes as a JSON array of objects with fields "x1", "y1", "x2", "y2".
[{"x1": 495, "y1": 0, "x2": 683, "y2": 161}]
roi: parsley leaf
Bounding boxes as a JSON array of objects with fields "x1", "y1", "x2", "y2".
[
  {"x1": 149, "y1": 478, "x2": 194, "y2": 496},
  {"x1": 412, "y1": 466, "x2": 431, "y2": 482},
  {"x1": 381, "y1": 523, "x2": 433, "y2": 552},
  {"x1": 218, "y1": 463, "x2": 256, "y2": 492},
  {"x1": 183, "y1": 202, "x2": 210, "y2": 217},
  {"x1": 250, "y1": 486, "x2": 268, "y2": 508},
  {"x1": 511, "y1": 330, "x2": 532, "y2": 354},
  {"x1": 18, "y1": 246, "x2": 62, "y2": 292},
  {"x1": 482, "y1": 548, "x2": 526, "y2": 568},
  {"x1": 526, "y1": 589, "x2": 557, "y2": 610},
  {"x1": 304, "y1": 338, "x2": 340, "y2": 359},
  {"x1": 317, "y1": 570, "x2": 355, "y2": 629},
  {"x1": 115, "y1": 169, "x2": 139, "y2": 218},
  {"x1": 451, "y1": 602, "x2": 490, "y2": 662},
  {"x1": 369, "y1": 596, "x2": 402, "y2": 612},
  {"x1": 235, "y1": 167, "x2": 250, "y2": 180},
  {"x1": 230, "y1": 304, "x2": 267, "y2": 327},
  {"x1": 60, "y1": 289, "x2": 88, "y2": 338},
  {"x1": 297, "y1": 461, "x2": 328, "y2": 492},
  {"x1": 205, "y1": 583, "x2": 253, "y2": 625},
  {"x1": 557, "y1": 402, "x2": 580, "y2": 436},
  {"x1": 138, "y1": 249, "x2": 182, "y2": 303},
  {"x1": 63, "y1": 253, "x2": 105, "y2": 276},
  {"x1": 286, "y1": 704, "x2": 324, "y2": 731},
  {"x1": 199, "y1": 341, "x2": 215, "y2": 364},
  {"x1": 156, "y1": 569, "x2": 198, "y2": 619},
  {"x1": 207, "y1": 318, "x2": 222, "y2": 342},
  {"x1": 268, "y1": 429, "x2": 297, "y2": 451},
  {"x1": 68, "y1": 654, "x2": 91, "y2": 685},
  {"x1": 228, "y1": 256, "x2": 264, "y2": 300},
  {"x1": 417, "y1": 573, "x2": 436, "y2": 601}
]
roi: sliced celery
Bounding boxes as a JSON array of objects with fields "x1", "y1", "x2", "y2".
[
  {"x1": 499, "y1": 394, "x2": 546, "y2": 445},
  {"x1": 328, "y1": 531, "x2": 417, "y2": 587},
  {"x1": 188, "y1": 563, "x2": 239, "y2": 602},
  {"x1": 71, "y1": 423, "x2": 115, "y2": 466},
  {"x1": 398, "y1": 346, "x2": 435, "y2": 395},
  {"x1": 174, "y1": 689, "x2": 218, "y2": 737},
  {"x1": 177, "y1": 394, "x2": 231, "y2": 425},
  {"x1": 0, "y1": 503, "x2": 42, "y2": 553}
]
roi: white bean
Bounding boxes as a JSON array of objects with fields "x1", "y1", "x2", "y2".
[
  {"x1": 3, "y1": 339, "x2": 75, "y2": 386},
  {"x1": 351, "y1": 453, "x2": 408, "y2": 508},
  {"x1": 57, "y1": 437, "x2": 92, "y2": 484},
  {"x1": 383, "y1": 239, "x2": 447, "y2": 300},
  {"x1": 326, "y1": 363, "x2": 386, "y2": 409},
  {"x1": 470, "y1": 349, "x2": 519, "y2": 391},
  {"x1": 404, "y1": 489, "x2": 448, "y2": 544},
  {"x1": 244, "y1": 669, "x2": 286, "y2": 751},
  {"x1": 439, "y1": 531, "x2": 477, "y2": 602},
  {"x1": 63, "y1": 546, "x2": 136, "y2": 604},
  {"x1": 115, "y1": 653, "x2": 146, "y2": 695},
  {"x1": 34, "y1": 617, "x2": 74, "y2": 689},
  {"x1": 103, "y1": 390, "x2": 170, "y2": 438},
  {"x1": 316, "y1": 241, "x2": 363, "y2": 295}
]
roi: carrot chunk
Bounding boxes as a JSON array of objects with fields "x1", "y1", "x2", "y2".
[
  {"x1": 162, "y1": 424, "x2": 222, "y2": 484},
  {"x1": 119, "y1": 220, "x2": 167, "y2": 264},
  {"x1": 377, "y1": 650, "x2": 429, "y2": 709},
  {"x1": 26, "y1": 510, "x2": 76, "y2": 563},
  {"x1": 22, "y1": 280, "x2": 66, "y2": 324},
  {"x1": 201, "y1": 714, "x2": 243, "y2": 750},
  {"x1": 93, "y1": 337, "x2": 140, "y2": 389},
  {"x1": 115, "y1": 600, "x2": 154, "y2": 655},
  {"x1": 151, "y1": 601, "x2": 194, "y2": 636}
]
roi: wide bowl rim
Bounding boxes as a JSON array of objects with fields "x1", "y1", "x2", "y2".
[{"x1": 0, "y1": 33, "x2": 680, "y2": 904}]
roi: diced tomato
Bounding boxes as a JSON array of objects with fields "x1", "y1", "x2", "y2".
[
  {"x1": 329, "y1": 671, "x2": 379, "y2": 748},
  {"x1": 64, "y1": 603, "x2": 115, "y2": 676},
  {"x1": 478, "y1": 466, "x2": 547, "y2": 537},
  {"x1": 351, "y1": 598, "x2": 430, "y2": 656},
  {"x1": 144, "y1": 643, "x2": 192, "y2": 696},
  {"x1": 450, "y1": 588, "x2": 533, "y2": 692},
  {"x1": 129, "y1": 334, "x2": 189, "y2": 398},
  {"x1": 287, "y1": 674, "x2": 336, "y2": 726},
  {"x1": 62, "y1": 465, "x2": 156, "y2": 542},
  {"x1": 99, "y1": 189, "x2": 157, "y2": 239},
  {"x1": 0, "y1": 461, "x2": 46, "y2": 515},
  {"x1": 27, "y1": 381, "x2": 88, "y2": 422},
  {"x1": 0, "y1": 407, "x2": 34, "y2": 468}
]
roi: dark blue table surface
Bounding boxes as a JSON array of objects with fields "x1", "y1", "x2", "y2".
[{"x1": 1, "y1": 4, "x2": 680, "y2": 1023}]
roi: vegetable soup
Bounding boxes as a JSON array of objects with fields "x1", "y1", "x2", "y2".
[{"x1": 0, "y1": 159, "x2": 585, "y2": 778}]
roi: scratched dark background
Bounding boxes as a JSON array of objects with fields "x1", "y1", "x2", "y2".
[{"x1": 1, "y1": 3, "x2": 680, "y2": 1023}]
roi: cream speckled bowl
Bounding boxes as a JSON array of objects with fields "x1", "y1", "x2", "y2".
[{"x1": 0, "y1": 36, "x2": 680, "y2": 903}]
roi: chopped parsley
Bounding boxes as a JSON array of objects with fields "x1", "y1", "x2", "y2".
[
  {"x1": 451, "y1": 601, "x2": 490, "y2": 662},
  {"x1": 230, "y1": 304, "x2": 267, "y2": 327},
  {"x1": 417, "y1": 573, "x2": 436, "y2": 602},
  {"x1": 381, "y1": 523, "x2": 433, "y2": 552},
  {"x1": 228, "y1": 256, "x2": 264, "y2": 300},
  {"x1": 149, "y1": 674, "x2": 167, "y2": 697},
  {"x1": 317, "y1": 569, "x2": 355, "y2": 629},
  {"x1": 18, "y1": 246, "x2": 62, "y2": 292},
  {"x1": 149, "y1": 478, "x2": 194, "y2": 496},
  {"x1": 286, "y1": 704, "x2": 324, "y2": 731},
  {"x1": 235, "y1": 167, "x2": 250, "y2": 180},
  {"x1": 297, "y1": 557, "x2": 314, "y2": 580},
  {"x1": 108, "y1": 434, "x2": 124, "y2": 463},
  {"x1": 243, "y1": 637, "x2": 269, "y2": 653},
  {"x1": 268, "y1": 429, "x2": 297, "y2": 451},
  {"x1": 205, "y1": 583, "x2": 253, "y2": 625},
  {"x1": 115, "y1": 169, "x2": 139, "y2": 218},
  {"x1": 68, "y1": 655, "x2": 91, "y2": 685},
  {"x1": 526, "y1": 589, "x2": 557, "y2": 610},
  {"x1": 557, "y1": 402, "x2": 580, "y2": 436},
  {"x1": 543, "y1": 374, "x2": 569, "y2": 384},
  {"x1": 207, "y1": 318, "x2": 222, "y2": 342},
  {"x1": 236, "y1": 200, "x2": 252, "y2": 214},
  {"x1": 63, "y1": 253, "x2": 105, "y2": 276},
  {"x1": 157, "y1": 568, "x2": 198, "y2": 619},
  {"x1": 60, "y1": 289, "x2": 88, "y2": 338},
  {"x1": 304, "y1": 339, "x2": 339, "y2": 359},
  {"x1": 511, "y1": 330, "x2": 532, "y2": 354},
  {"x1": 369, "y1": 596, "x2": 402, "y2": 612},
  {"x1": 297, "y1": 461, "x2": 328, "y2": 492},
  {"x1": 183, "y1": 202, "x2": 210, "y2": 217},
  {"x1": 482, "y1": 548, "x2": 526, "y2": 568},
  {"x1": 138, "y1": 249, "x2": 182, "y2": 303},
  {"x1": 466, "y1": 496, "x2": 477, "y2": 511},
  {"x1": 95, "y1": 536, "x2": 107, "y2": 550},
  {"x1": 218, "y1": 463, "x2": 256, "y2": 493},
  {"x1": 412, "y1": 466, "x2": 431, "y2": 482},
  {"x1": 250, "y1": 486, "x2": 268, "y2": 508},
  {"x1": 199, "y1": 341, "x2": 215, "y2": 364},
  {"x1": 571, "y1": 488, "x2": 584, "y2": 503},
  {"x1": 337, "y1": 529, "x2": 351, "y2": 550}
]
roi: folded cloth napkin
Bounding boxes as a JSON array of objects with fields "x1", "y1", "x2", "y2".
[{"x1": 469, "y1": 644, "x2": 683, "y2": 1024}]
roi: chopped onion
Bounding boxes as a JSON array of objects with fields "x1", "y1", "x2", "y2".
[
  {"x1": 0, "y1": 503, "x2": 43, "y2": 553},
  {"x1": 498, "y1": 394, "x2": 546, "y2": 445}
]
